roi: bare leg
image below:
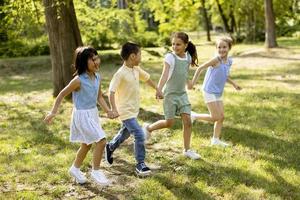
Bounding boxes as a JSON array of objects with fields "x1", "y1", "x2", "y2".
[
  {"x1": 147, "y1": 118, "x2": 175, "y2": 132},
  {"x1": 92, "y1": 138, "x2": 106, "y2": 170},
  {"x1": 212, "y1": 101, "x2": 224, "y2": 138},
  {"x1": 193, "y1": 101, "x2": 222, "y2": 122},
  {"x1": 73, "y1": 143, "x2": 92, "y2": 168},
  {"x1": 181, "y1": 113, "x2": 192, "y2": 151}
]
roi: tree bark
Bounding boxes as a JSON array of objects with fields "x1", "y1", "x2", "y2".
[
  {"x1": 215, "y1": 0, "x2": 231, "y2": 32},
  {"x1": 43, "y1": 0, "x2": 83, "y2": 96},
  {"x1": 201, "y1": 0, "x2": 211, "y2": 41},
  {"x1": 117, "y1": 0, "x2": 127, "y2": 9},
  {"x1": 264, "y1": 0, "x2": 277, "y2": 48}
]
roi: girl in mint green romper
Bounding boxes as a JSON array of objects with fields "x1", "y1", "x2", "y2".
[{"x1": 144, "y1": 32, "x2": 201, "y2": 160}]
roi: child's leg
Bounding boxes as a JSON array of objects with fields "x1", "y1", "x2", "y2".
[
  {"x1": 147, "y1": 118, "x2": 175, "y2": 132},
  {"x1": 108, "y1": 124, "x2": 130, "y2": 152},
  {"x1": 181, "y1": 113, "x2": 192, "y2": 151},
  {"x1": 73, "y1": 143, "x2": 92, "y2": 168},
  {"x1": 194, "y1": 101, "x2": 223, "y2": 123},
  {"x1": 212, "y1": 101, "x2": 224, "y2": 138},
  {"x1": 92, "y1": 138, "x2": 106, "y2": 170},
  {"x1": 123, "y1": 118, "x2": 145, "y2": 163}
]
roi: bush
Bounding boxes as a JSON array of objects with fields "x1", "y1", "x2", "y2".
[{"x1": 0, "y1": 37, "x2": 49, "y2": 58}]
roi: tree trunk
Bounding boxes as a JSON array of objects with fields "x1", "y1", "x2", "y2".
[
  {"x1": 0, "y1": 0, "x2": 8, "y2": 42},
  {"x1": 264, "y1": 0, "x2": 277, "y2": 48},
  {"x1": 229, "y1": 5, "x2": 236, "y2": 33},
  {"x1": 215, "y1": 0, "x2": 231, "y2": 32},
  {"x1": 43, "y1": 0, "x2": 83, "y2": 96},
  {"x1": 117, "y1": 0, "x2": 127, "y2": 9},
  {"x1": 201, "y1": 0, "x2": 211, "y2": 41}
]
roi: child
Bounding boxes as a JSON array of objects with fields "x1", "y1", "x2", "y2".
[
  {"x1": 104, "y1": 42, "x2": 160, "y2": 176},
  {"x1": 44, "y1": 47, "x2": 115, "y2": 185},
  {"x1": 144, "y1": 32, "x2": 201, "y2": 160},
  {"x1": 189, "y1": 36, "x2": 242, "y2": 147}
]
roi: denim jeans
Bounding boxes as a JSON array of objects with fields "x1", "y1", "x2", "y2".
[{"x1": 108, "y1": 118, "x2": 145, "y2": 163}]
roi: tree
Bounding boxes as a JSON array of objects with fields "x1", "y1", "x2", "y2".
[
  {"x1": 215, "y1": 0, "x2": 231, "y2": 32},
  {"x1": 264, "y1": 0, "x2": 277, "y2": 47},
  {"x1": 200, "y1": 0, "x2": 211, "y2": 41},
  {"x1": 43, "y1": 0, "x2": 83, "y2": 96}
]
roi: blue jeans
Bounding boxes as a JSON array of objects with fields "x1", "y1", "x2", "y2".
[{"x1": 108, "y1": 118, "x2": 145, "y2": 164}]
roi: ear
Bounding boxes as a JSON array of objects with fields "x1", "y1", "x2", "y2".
[{"x1": 129, "y1": 53, "x2": 136, "y2": 60}]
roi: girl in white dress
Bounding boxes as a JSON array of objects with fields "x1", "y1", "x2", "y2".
[{"x1": 44, "y1": 47, "x2": 116, "y2": 185}]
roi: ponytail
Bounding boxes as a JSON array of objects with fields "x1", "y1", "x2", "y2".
[
  {"x1": 186, "y1": 41, "x2": 198, "y2": 67},
  {"x1": 171, "y1": 32, "x2": 198, "y2": 67}
]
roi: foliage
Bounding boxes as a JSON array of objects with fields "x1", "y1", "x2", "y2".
[{"x1": 0, "y1": 0, "x2": 300, "y2": 57}]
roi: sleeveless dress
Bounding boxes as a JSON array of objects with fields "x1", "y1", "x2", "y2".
[{"x1": 70, "y1": 72, "x2": 106, "y2": 144}]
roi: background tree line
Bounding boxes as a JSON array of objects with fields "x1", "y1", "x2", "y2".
[{"x1": 0, "y1": 0, "x2": 299, "y2": 58}]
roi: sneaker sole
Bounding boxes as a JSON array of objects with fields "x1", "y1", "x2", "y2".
[
  {"x1": 91, "y1": 175, "x2": 111, "y2": 186},
  {"x1": 135, "y1": 170, "x2": 152, "y2": 177},
  {"x1": 69, "y1": 170, "x2": 86, "y2": 184}
]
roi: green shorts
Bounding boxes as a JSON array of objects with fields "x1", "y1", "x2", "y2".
[{"x1": 163, "y1": 93, "x2": 191, "y2": 119}]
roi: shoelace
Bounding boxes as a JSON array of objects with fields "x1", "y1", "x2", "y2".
[{"x1": 139, "y1": 162, "x2": 147, "y2": 169}]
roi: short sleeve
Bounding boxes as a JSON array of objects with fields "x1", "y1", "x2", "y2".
[
  {"x1": 109, "y1": 71, "x2": 122, "y2": 92},
  {"x1": 164, "y1": 53, "x2": 175, "y2": 67}
]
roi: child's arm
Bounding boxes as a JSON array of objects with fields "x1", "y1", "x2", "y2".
[
  {"x1": 227, "y1": 77, "x2": 242, "y2": 90},
  {"x1": 97, "y1": 84, "x2": 115, "y2": 119},
  {"x1": 44, "y1": 77, "x2": 80, "y2": 124},
  {"x1": 190, "y1": 57, "x2": 219, "y2": 88},
  {"x1": 109, "y1": 91, "x2": 119, "y2": 117},
  {"x1": 146, "y1": 78, "x2": 163, "y2": 99},
  {"x1": 155, "y1": 62, "x2": 170, "y2": 98}
]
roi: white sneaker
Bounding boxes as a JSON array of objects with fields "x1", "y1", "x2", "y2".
[
  {"x1": 91, "y1": 170, "x2": 111, "y2": 186},
  {"x1": 142, "y1": 122, "x2": 151, "y2": 140},
  {"x1": 183, "y1": 149, "x2": 201, "y2": 160},
  {"x1": 69, "y1": 165, "x2": 87, "y2": 184},
  {"x1": 190, "y1": 111, "x2": 198, "y2": 123},
  {"x1": 211, "y1": 138, "x2": 230, "y2": 147}
]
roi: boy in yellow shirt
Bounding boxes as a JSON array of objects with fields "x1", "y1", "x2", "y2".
[{"x1": 105, "y1": 42, "x2": 161, "y2": 176}]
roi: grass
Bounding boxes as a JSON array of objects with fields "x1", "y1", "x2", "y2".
[{"x1": 0, "y1": 37, "x2": 300, "y2": 199}]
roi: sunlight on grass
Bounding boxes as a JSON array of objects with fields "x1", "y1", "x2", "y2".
[{"x1": 0, "y1": 37, "x2": 300, "y2": 199}]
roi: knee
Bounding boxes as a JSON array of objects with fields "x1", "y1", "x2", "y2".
[
  {"x1": 134, "y1": 129, "x2": 145, "y2": 141},
  {"x1": 184, "y1": 119, "x2": 192, "y2": 128},
  {"x1": 96, "y1": 138, "x2": 106, "y2": 145},
  {"x1": 165, "y1": 120, "x2": 174, "y2": 128},
  {"x1": 82, "y1": 143, "x2": 92, "y2": 151},
  {"x1": 211, "y1": 114, "x2": 224, "y2": 122}
]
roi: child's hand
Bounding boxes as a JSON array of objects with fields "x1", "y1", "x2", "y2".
[
  {"x1": 111, "y1": 109, "x2": 119, "y2": 119},
  {"x1": 44, "y1": 112, "x2": 56, "y2": 124},
  {"x1": 234, "y1": 84, "x2": 242, "y2": 91},
  {"x1": 107, "y1": 110, "x2": 115, "y2": 119},
  {"x1": 155, "y1": 89, "x2": 163, "y2": 99}
]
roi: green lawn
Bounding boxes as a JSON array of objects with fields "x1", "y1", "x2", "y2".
[{"x1": 0, "y1": 37, "x2": 299, "y2": 200}]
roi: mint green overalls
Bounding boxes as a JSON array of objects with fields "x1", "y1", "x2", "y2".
[{"x1": 163, "y1": 53, "x2": 191, "y2": 119}]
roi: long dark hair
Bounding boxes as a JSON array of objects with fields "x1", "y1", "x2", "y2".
[
  {"x1": 172, "y1": 32, "x2": 198, "y2": 67},
  {"x1": 73, "y1": 46, "x2": 98, "y2": 75}
]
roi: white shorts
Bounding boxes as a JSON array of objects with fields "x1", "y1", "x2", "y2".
[{"x1": 203, "y1": 91, "x2": 223, "y2": 103}]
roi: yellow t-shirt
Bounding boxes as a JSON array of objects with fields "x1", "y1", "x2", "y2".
[{"x1": 109, "y1": 65, "x2": 150, "y2": 120}]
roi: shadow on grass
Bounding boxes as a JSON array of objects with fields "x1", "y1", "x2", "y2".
[
  {"x1": 223, "y1": 126, "x2": 300, "y2": 172},
  {"x1": 153, "y1": 174, "x2": 214, "y2": 200},
  {"x1": 3, "y1": 103, "x2": 74, "y2": 150},
  {"x1": 184, "y1": 160, "x2": 300, "y2": 199}
]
